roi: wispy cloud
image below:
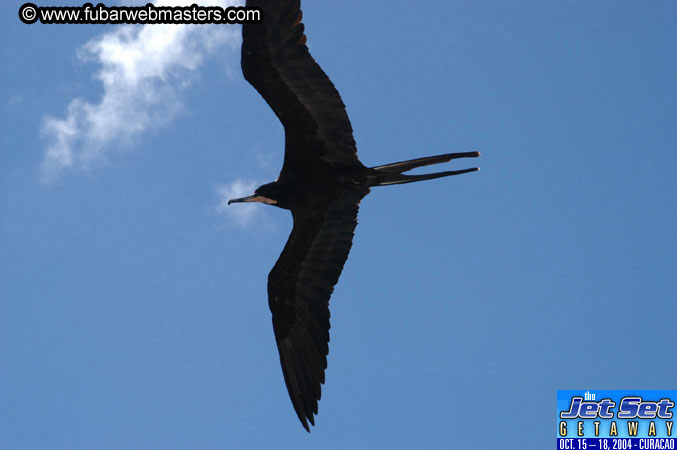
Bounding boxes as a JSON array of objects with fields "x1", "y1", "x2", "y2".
[
  {"x1": 40, "y1": 0, "x2": 241, "y2": 182},
  {"x1": 214, "y1": 178, "x2": 267, "y2": 228}
]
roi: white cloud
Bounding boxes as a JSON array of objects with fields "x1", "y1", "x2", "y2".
[
  {"x1": 40, "y1": 0, "x2": 241, "y2": 182},
  {"x1": 214, "y1": 178, "x2": 266, "y2": 228}
]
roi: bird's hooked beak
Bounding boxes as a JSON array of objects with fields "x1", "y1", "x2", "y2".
[{"x1": 227, "y1": 194, "x2": 277, "y2": 205}]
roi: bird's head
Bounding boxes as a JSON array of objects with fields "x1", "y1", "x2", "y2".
[{"x1": 227, "y1": 181, "x2": 280, "y2": 206}]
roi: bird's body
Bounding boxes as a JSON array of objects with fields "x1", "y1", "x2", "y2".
[
  {"x1": 253, "y1": 164, "x2": 366, "y2": 211},
  {"x1": 230, "y1": 0, "x2": 479, "y2": 431}
]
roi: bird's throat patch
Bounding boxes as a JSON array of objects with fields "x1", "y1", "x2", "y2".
[{"x1": 249, "y1": 196, "x2": 277, "y2": 205}]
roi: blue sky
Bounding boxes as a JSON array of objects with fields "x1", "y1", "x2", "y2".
[{"x1": 2, "y1": 0, "x2": 676, "y2": 448}]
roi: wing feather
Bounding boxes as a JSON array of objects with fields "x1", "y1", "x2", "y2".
[
  {"x1": 242, "y1": 0, "x2": 363, "y2": 169},
  {"x1": 267, "y1": 189, "x2": 369, "y2": 431}
]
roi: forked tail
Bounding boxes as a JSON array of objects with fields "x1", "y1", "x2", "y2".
[{"x1": 370, "y1": 151, "x2": 480, "y2": 186}]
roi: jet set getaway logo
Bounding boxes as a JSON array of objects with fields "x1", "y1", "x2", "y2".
[{"x1": 557, "y1": 390, "x2": 676, "y2": 450}]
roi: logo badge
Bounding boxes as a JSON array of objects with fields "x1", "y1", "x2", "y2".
[{"x1": 557, "y1": 390, "x2": 676, "y2": 449}]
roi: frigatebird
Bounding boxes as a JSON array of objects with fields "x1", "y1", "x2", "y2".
[{"x1": 229, "y1": 0, "x2": 480, "y2": 431}]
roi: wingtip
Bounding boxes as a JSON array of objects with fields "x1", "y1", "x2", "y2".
[{"x1": 298, "y1": 412, "x2": 314, "y2": 432}]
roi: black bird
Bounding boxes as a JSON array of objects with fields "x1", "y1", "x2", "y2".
[{"x1": 229, "y1": 0, "x2": 479, "y2": 431}]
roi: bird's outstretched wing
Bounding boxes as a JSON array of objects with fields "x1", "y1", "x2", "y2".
[
  {"x1": 267, "y1": 188, "x2": 369, "y2": 431},
  {"x1": 242, "y1": 0, "x2": 363, "y2": 169}
]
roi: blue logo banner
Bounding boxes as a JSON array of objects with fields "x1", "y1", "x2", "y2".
[{"x1": 557, "y1": 390, "x2": 676, "y2": 449}]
